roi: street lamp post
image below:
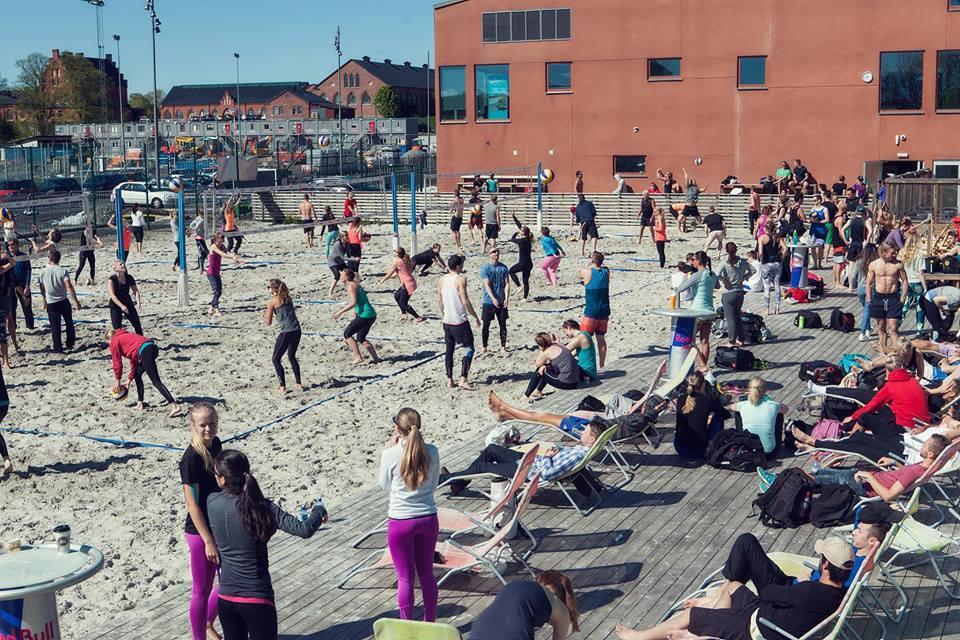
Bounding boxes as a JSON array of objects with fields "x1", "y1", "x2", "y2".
[
  {"x1": 146, "y1": 0, "x2": 161, "y2": 183},
  {"x1": 113, "y1": 34, "x2": 125, "y2": 170},
  {"x1": 334, "y1": 26, "x2": 343, "y2": 175},
  {"x1": 234, "y1": 52, "x2": 241, "y2": 187}
]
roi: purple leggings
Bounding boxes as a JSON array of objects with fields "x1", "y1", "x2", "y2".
[
  {"x1": 386, "y1": 514, "x2": 439, "y2": 621},
  {"x1": 185, "y1": 532, "x2": 220, "y2": 640}
]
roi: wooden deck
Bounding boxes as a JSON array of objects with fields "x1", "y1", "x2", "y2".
[{"x1": 102, "y1": 287, "x2": 960, "y2": 639}]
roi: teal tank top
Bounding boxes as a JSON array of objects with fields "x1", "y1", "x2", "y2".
[
  {"x1": 577, "y1": 331, "x2": 597, "y2": 377},
  {"x1": 584, "y1": 267, "x2": 610, "y2": 319},
  {"x1": 355, "y1": 286, "x2": 377, "y2": 318},
  {"x1": 691, "y1": 270, "x2": 718, "y2": 313}
]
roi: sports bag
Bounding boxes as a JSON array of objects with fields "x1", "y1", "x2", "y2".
[
  {"x1": 715, "y1": 346, "x2": 756, "y2": 371},
  {"x1": 798, "y1": 360, "x2": 843, "y2": 385},
  {"x1": 808, "y1": 273, "x2": 825, "y2": 299},
  {"x1": 821, "y1": 395, "x2": 859, "y2": 422},
  {"x1": 829, "y1": 309, "x2": 856, "y2": 333},
  {"x1": 809, "y1": 484, "x2": 857, "y2": 528},
  {"x1": 794, "y1": 310, "x2": 822, "y2": 328},
  {"x1": 577, "y1": 395, "x2": 606, "y2": 413},
  {"x1": 752, "y1": 467, "x2": 816, "y2": 528},
  {"x1": 705, "y1": 429, "x2": 767, "y2": 472},
  {"x1": 787, "y1": 288, "x2": 810, "y2": 304}
]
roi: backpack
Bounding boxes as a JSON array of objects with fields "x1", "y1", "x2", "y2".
[
  {"x1": 712, "y1": 309, "x2": 771, "y2": 343},
  {"x1": 787, "y1": 288, "x2": 810, "y2": 304},
  {"x1": 838, "y1": 353, "x2": 868, "y2": 373},
  {"x1": 821, "y1": 394, "x2": 859, "y2": 422},
  {"x1": 705, "y1": 429, "x2": 767, "y2": 472},
  {"x1": 752, "y1": 467, "x2": 816, "y2": 528},
  {"x1": 715, "y1": 346, "x2": 756, "y2": 370},
  {"x1": 809, "y1": 484, "x2": 857, "y2": 528},
  {"x1": 809, "y1": 273, "x2": 825, "y2": 299},
  {"x1": 794, "y1": 310, "x2": 822, "y2": 328},
  {"x1": 829, "y1": 309, "x2": 856, "y2": 333},
  {"x1": 798, "y1": 360, "x2": 843, "y2": 385},
  {"x1": 577, "y1": 395, "x2": 606, "y2": 413}
]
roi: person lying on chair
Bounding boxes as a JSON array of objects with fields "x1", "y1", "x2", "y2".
[
  {"x1": 438, "y1": 419, "x2": 601, "y2": 496},
  {"x1": 615, "y1": 536, "x2": 854, "y2": 640}
]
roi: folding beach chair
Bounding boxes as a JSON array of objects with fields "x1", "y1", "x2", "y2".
[
  {"x1": 372, "y1": 618, "x2": 462, "y2": 640},
  {"x1": 337, "y1": 475, "x2": 540, "y2": 589},
  {"x1": 351, "y1": 445, "x2": 541, "y2": 549}
]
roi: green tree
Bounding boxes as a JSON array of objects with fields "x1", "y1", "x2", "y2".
[
  {"x1": 129, "y1": 89, "x2": 165, "y2": 121},
  {"x1": 59, "y1": 52, "x2": 102, "y2": 122},
  {"x1": 0, "y1": 74, "x2": 8, "y2": 91},
  {"x1": 0, "y1": 119, "x2": 16, "y2": 144},
  {"x1": 15, "y1": 52, "x2": 55, "y2": 135},
  {"x1": 375, "y1": 85, "x2": 398, "y2": 118}
]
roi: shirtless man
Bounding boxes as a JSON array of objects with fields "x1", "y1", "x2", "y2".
[
  {"x1": 866, "y1": 240, "x2": 909, "y2": 353},
  {"x1": 299, "y1": 194, "x2": 316, "y2": 248}
]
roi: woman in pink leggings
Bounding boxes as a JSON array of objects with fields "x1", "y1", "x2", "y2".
[
  {"x1": 377, "y1": 407, "x2": 441, "y2": 620},
  {"x1": 179, "y1": 403, "x2": 222, "y2": 640},
  {"x1": 539, "y1": 226, "x2": 566, "y2": 286}
]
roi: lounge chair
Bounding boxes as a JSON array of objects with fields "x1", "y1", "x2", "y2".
[
  {"x1": 372, "y1": 618, "x2": 462, "y2": 640},
  {"x1": 337, "y1": 475, "x2": 541, "y2": 589},
  {"x1": 351, "y1": 445, "x2": 541, "y2": 549}
]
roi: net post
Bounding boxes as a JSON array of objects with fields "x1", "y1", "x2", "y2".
[
  {"x1": 536, "y1": 161, "x2": 543, "y2": 230},
  {"x1": 114, "y1": 191, "x2": 125, "y2": 262},
  {"x1": 391, "y1": 172, "x2": 399, "y2": 251},
  {"x1": 177, "y1": 190, "x2": 189, "y2": 307},
  {"x1": 410, "y1": 171, "x2": 418, "y2": 255}
]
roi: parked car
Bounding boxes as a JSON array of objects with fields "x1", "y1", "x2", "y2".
[
  {"x1": 0, "y1": 179, "x2": 36, "y2": 202},
  {"x1": 38, "y1": 177, "x2": 82, "y2": 195},
  {"x1": 311, "y1": 175, "x2": 355, "y2": 192},
  {"x1": 110, "y1": 181, "x2": 178, "y2": 209},
  {"x1": 82, "y1": 174, "x2": 128, "y2": 192}
]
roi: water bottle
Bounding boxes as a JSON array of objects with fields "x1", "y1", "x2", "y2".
[
  {"x1": 798, "y1": 315, "x2": 805, "y2": 329},
  {"x1": 811, "y1": 459, "x2": 821, "y2": 475},
  {"x1": 299, "y1": 506, "x2": 309, "y2": 522}
]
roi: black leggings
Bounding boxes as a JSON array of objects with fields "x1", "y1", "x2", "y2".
[
  {"x1": 481, "y1": 304, "x2": 508, "y2": 349},
  {"x1": 272, "y1": 330, "x2": 302, "y2": 387},
  {"x1": 655, "y1": 241, "x2": 666, "y2": 269},
  {"x1": 508, "y1": 262, "x2": 532, "y2": 299},
  {"x1": 196, "y1": 239, "x2": 209, "y2": 271},
  {"x1": 722, "y1": 533, "x2": 792, "y2": 587},
  {"x1": 172, "y1": 242, "x2": 181, "y2": 266},
  {"x1": 110, "y1": 303, "x2": 143, "y2": 335},
  {"x1": 439, "y1": 444, "x2": 522, "y2": 492},
  {"x1": 921, "y1": 296, "x2": 956, "y2": 336},
  {"x1": 218, "y1": 598, "x2": 277, "y2": 640},
  {"x1": 443, "y1": 322, "x2": 474, "y2": 380},
  {"x1": 0, "y1": 368, "x2": 8, "y2": 459},
  {"x1": 815, "y1": 430, "x2": 904, "y2": 462},
  {"x1": 227, "y1": 234, "x2": 243, "y2": 254},
  {"x1": 134, "y1": 343, "x2": 176, "y2": 405},
  {"x1": 393, "y1": 286, "x2": 420, "y2": 319},
  {"x1": 76, "y1": 250, "x2": 95, "y2": 281},
  {"x1": 524, "y1": 370, "x2": 579, "y2": 397}
]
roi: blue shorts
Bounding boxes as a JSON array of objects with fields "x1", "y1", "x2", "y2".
[{"x1": 559, "y1": 415, "x2": 591, "y2": 436}]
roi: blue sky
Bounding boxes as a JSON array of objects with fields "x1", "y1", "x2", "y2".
[{"x1": 0, "y1": 1, "x2": 436, "y2": 94}]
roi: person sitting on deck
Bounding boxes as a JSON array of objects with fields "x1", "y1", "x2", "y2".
[
  {"x1": 562, "y1": 319, "x2": 598, "y2": 381},
  {"x1": 525, "y1": 332, "x2": 585, "y2": 399},
  {"x1": 674, "y1": 371, "x2": 729, "y2": 460},
  {"x1": 615, "y1": 536, "x2": 854, "y2": 640},
  {"x1": 728, "y1": 376, "x2": 789, "y2": 456}
]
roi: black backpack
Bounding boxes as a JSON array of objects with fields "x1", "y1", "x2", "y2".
[
  {"x1": 714, "y1": 346, "x2": 756, "y2": 371},
  {"x1": 829, "y1": 309, "x2": 856, "y2": 333},
  {"x1": 705, "y1": 429, "x2": 767, "y2": 472},
  {"x1": 798, "y1": 360, "x2": 844, "y2": 385},
  {"x1": 810, "y1": 484, "x2": 857, "y2": 528},
  {"x1": 794, "y1": 310, "x2": 823, "y2": 329},
  {"x1": 752, "y1": 468, "x2": 815, "y2": 528},
  {"x1": 577, "y1": 395, "x2": 606, "y2": 412}
]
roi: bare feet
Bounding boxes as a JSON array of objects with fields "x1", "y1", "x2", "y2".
[
  {"x1": 683, "y1": 596, "x2": 710, "y2": 609},
  {"x1": 294, "y1": 383, "x2": 304, "y2": 392},
  {"x1": 666, "y1": 632, "x2": 702, "y2": 640},
  {"x1": 2, "y1": 457, "x2": 12, "y2": 478},
  {"x1": 458, "y1": 378, "x2": 474, "y2": 391},
  {"x1": 791, "y1": 425, "x2": 815, "y2": 446},
  {"x1": 168, "y1": 404, "x2": 186, "y2": 418},
  {"x1": 529, "y1": 390, "x2": 544, "y2": 399},
  {"x1": 447, "y1": 378, "x2": 456, "y2": 389},
  {"x1": 206, "y1": 623, "x2": 222, "y2": 640},
  {"x1": 351, "y1": 357, "x2": 364, "y2": 365},
  {"x1": 136, "y1": 402, "x2": 146, "y2": 412},
  {"x1": 277, "y1": 385, "x2": 288, "y2": 395},
  {"x1": 615, "y1": 624, "x2": 643, "y2": 640},
  {"x1": 414, "y1": 316, "x2": 426, "y2": 323},
  {"x1": 487, "y1": 390, "x2": 509, "y2": 421}
]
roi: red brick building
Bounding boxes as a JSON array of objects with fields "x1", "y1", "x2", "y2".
[
  {"x1": 434, "y1": 0, "x2": 960, "y2": 191},
  {"x1": 160, "y1": 82, "x2": 345, "y2": 122},
  {"x1": 45, "y1": 48, "x2": 130, "y2": 122},
  {"x1": 309, "y1": 56, "x2": 434, "y2": 119}
]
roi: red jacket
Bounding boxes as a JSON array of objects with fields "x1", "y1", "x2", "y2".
[
  {"x1": 851, "y1": 369, "x2": 929, "y2": 429},
  {"x1": 110, "y1": 328, "x2": 150, "y2": 383}
]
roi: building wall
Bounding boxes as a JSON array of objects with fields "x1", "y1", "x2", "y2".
[
  {"x1": 43, "y1": 49, "x2": 130, "y2": 123},
  {"x1": 434, "y1": 0, "x2": 960, "y2": 191},
  {"x1": 161, "y1": 94, "x2": 339, "y2": 122},
  {"x1": 311, "y1": 59, "x2": 433, "y2": 118}
]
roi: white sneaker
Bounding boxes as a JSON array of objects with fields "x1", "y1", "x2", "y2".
[{"x1": 858, "y1": 332, "x2": 869, "y2": 342}]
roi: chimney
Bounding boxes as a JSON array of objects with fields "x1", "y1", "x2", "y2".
[
  {"x1": 384, "y1": 58, "x2": 391, "y2": 64},
  {"x1": 362, "y1": 55, "x2": 371, "y2": 62},
  {"x1": 404, "y1": 61, "x2": 411, "y2": 67},
  {"x1": 106, "y1": 53, "x2": 112, "y2": 62},
  {"x1": 52, "y1": 49, "x2": 60, "y2": 58}
]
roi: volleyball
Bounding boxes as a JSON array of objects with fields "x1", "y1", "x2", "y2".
[
  {"x1": 111, "y1": 384, "x2": 128, "y2": 400},
  {"x1": 318, "y1": 135, "x2": 331, "y2": 148},
  {"x1": 0, "y1": 208, "x2": 10, "y2": 223},
  {"x1": 539, "y1": 168, "x2": 555, "y2": 185},
  {"x1": 472, "y1": 204, "x2": 482, "y2": 215},
  {"x1": 168, "y1": 178, "x2": 184, "y2": 193}
]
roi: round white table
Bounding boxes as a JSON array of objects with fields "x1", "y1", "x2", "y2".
[
  {"x1": 651, "y1": 308, "x2": 718, "y2": 377},
  {"x1": 0, "y1": 543, "x2": 104, "y2": 638}
]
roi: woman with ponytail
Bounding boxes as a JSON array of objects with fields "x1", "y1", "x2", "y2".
[
  {"x1": 675, "y1": 250, "x2": 720, "y2": 363},
  {"x1": 730, "y1": 376, "x2": 788, "y2": 455},
  {"x1": 207, "y1": 450, "x2": 327, "y2": 640},
  {"x1": 717, "y1": 242, "x2": 757, "y2": 347},
  {"x1": 377, "y1": 407, "x2": 441, "y2": 621},
  {"x1": 674, "y1": 371, "x2": 728, "y2": 459},
  {"x1": 179, "y1": 403, "x2": 222, "y2": 640},
  {"x1": 470, "y1": 570, "x2": 580, "y2": 640}
]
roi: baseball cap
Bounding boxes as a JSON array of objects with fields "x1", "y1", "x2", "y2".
[
  {"x1": 814, "y1": 536, "x2": 853, "y2": 567},
  {"x1": 447, "y1": 254, "x2": 465, "y2": 270}
]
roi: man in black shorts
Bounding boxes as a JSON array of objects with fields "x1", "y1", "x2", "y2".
[
  {"x1": 575, "y1": 194, "x2": 599, "y2": 256},
  {"x1": 411, "y1": 244, "x2": 447, "y2": 276},
  {"x1": 482, "y1": 195, "x2": 500, "y2": 252},
  {"x1": 867, "y1": 240, "x2": 909, "y2": 353},
  {"x1": 615, "y1": 536, "x2": 851, "y2": 640}
]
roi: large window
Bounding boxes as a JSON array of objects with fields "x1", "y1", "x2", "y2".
[
  {"x1": 482, "y1": 9, "x2": 571, "y2": 43},
  {"x1": 614, "y1": 155, "x2": 647, "y2": 175},
  {"x1": 951, "y1": 0, "x2": 960, "y2": 9},
  {"x1": 738, "y1": 56, "x2": 767, "y2": 88},
  {"x1": 439, "y1": 66, "x2": 466, "y2": 121},
  {"x1": 648, "y1": 58, "x2": 681, "y2": 80},
  {"x1": 880, "y1": 51, "x2": 924, "y2": 111},
  {"x1": 546, "y1": 62, "x2": 572, "y2": 91},
  {"x1": 937, "y1": 50, "x2": 960, "y2": 110},
  {"x1": 476, "y1": 65, "x2": 510, "y2": 121}
]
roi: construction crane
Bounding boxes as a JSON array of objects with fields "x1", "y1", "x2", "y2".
[{"x1": 82, "y1": 0, "x2": 109, "y2": 124}]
